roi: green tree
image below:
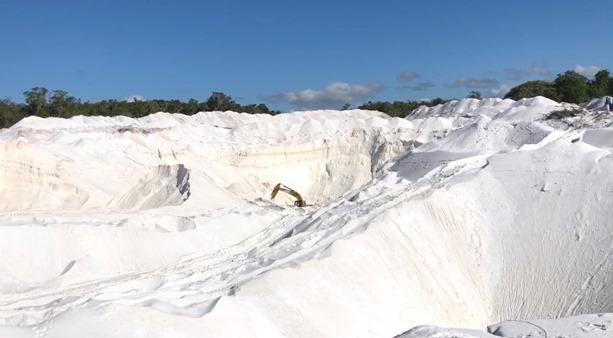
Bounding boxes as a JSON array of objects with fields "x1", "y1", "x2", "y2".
[
  {"x1": 588, "y1": 69, "x2": 611, "y2": 98},
  {"x1": 553, "y1": 70, "x2": 589, "y2": 103},
  {"x1": 428, "y1": 98, "x2": 448, "y2": 106},
  {"x1": 49, "y1": 90, "x2": 77, "y2": 118},
  {"x1": 202, "y1": 92, "x2": 239, "y2": 111},
  {"x1": 238, "y1": 103, "x2": 274, "y2": 114},
  {"x1": 125, "y1": 100, "x2": 150, "y2": 118},
  {"x1": 2, "y1": 87, "x2": 285, "y2": 128},
  {"x1": 93, "y1": 99, "x2": 120, "y2": 116},
  {"x1": 146, "y1": 100, "x2": 163, "y2": 114},
  {"x1": 182, "y1": 98, "x2": 199, "y2": 115},
  {"x1": 0, "y1": 97, "x2": 26, "y2": 128},
  {"x1": 467, "y1": 91, "x2": 482, "y2": 99},
  {"x1": 23, "y1": 87, "x2": 49, "y2": 116},
  {"x1": 358, "y1": 100, "x2": 433, "y2": 118},
  {"x1": 504, "y1": 80, "x2": 560, "y2": 101}
]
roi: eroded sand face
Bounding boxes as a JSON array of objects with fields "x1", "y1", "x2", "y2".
[{"x1": 2, "y1": 99, "x2": 613, "y2": 337}]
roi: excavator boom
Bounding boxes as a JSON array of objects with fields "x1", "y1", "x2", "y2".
[{"x1": 270, "y1": 183, "x2": 307, "y2": 207}]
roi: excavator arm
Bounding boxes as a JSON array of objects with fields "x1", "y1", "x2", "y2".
[{"x1": 270, "y1": 183, "x2": 307, "y2": 207}]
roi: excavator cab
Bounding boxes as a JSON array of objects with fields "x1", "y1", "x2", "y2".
[{"x1": 271, "y1": 183, "x2": 307, "y2": 207}]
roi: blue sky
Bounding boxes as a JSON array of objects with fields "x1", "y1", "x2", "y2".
[{"x1": 1, "y1": 0, "x2": 612, "y2": 111}]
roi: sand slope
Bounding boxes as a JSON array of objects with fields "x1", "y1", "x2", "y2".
[{"x1": 2, "y1": 98, "x2": 613, "y2": 337}]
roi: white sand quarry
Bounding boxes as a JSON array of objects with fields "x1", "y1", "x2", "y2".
[{"x1": 1, "y1": 97, "x2": 613, "y2": 337}]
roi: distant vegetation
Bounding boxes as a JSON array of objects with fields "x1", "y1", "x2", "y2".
[
  {"x1": 356, "y1": 98, "x2": 450, "y2": 118},
  {"x1": 1, "y1": 69, "x2": 612, "y2": 129},
  {"x1": 357, "y1": 69, "x2": 613, "y2": 118},
  {"x1": 0, "y1": 86, "x2": 452, "y2": 128},
  {"x1": 0, "y1": 91, "x2": 280, "y2": 128},
  {"x1": 504, "y1": 69, "x2": 613, "y2": 103}
]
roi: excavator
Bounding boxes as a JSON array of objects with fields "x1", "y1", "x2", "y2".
[{"x1": 270, "y1": 183, "x2": 307, "y2": 207}]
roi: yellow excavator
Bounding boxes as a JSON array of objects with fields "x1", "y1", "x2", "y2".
[{"x1": 270, "y1": 183, "x2": 307, "y2": 207}]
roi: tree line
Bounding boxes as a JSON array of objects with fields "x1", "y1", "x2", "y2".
[
  {"x1": 1, "y1": 68, "x2": 612, "y2": 128},
  {"x1": 504, "y1": 69, "x2": 613, "y2": 103},
  {"x1": 0, "y1": 90, "x2": 280, "y2": 128},
  {"x1": 0, "y1": 86, "x2": 451, "y2": 128},
  {"x1": 356, "y1": 98, "x2": 450, "y2": 118},
  {"x1": 357, "y1": 69, "x2": 613, "y2": 118}
]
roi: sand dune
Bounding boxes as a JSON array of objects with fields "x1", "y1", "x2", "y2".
[{"x1": 1, "y1": 98, "x2": 613, "y2": 337}]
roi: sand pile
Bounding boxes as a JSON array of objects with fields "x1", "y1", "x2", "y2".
[{"x1": 2, "y1": 98, "x2": 613, "y2": 337}]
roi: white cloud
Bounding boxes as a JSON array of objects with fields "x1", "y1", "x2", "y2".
[
  {"x1": 121, "y1": 95, "x2": 145, "y2": 102},
  {"x1": 491, "y1": 84, "x2": 512, "y2": 97},
  {"x1": 503, "y1": 64, "x2": 552, "y2": 80},
  {"x1": 401, "y1": 81, "x2": 436, "y2": 91},
  {"x1": 267, "y1": 82, "x2": 384, "y2": 109},
  {"x1": 444, "y1": 76, "x2": 499, "y2": 89},
  {"x1": 525, "y1": 64, "x2": 551, "y2": 77},
  {"x1": 574, "y1": 65, "x2": 600, "y2": 77},
  {"x1": 396, "y1": 71, "x2": 420, "y2": 82},
  {"x1": 504, "y1": 68, "x2": 525, "y2": 80}
]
